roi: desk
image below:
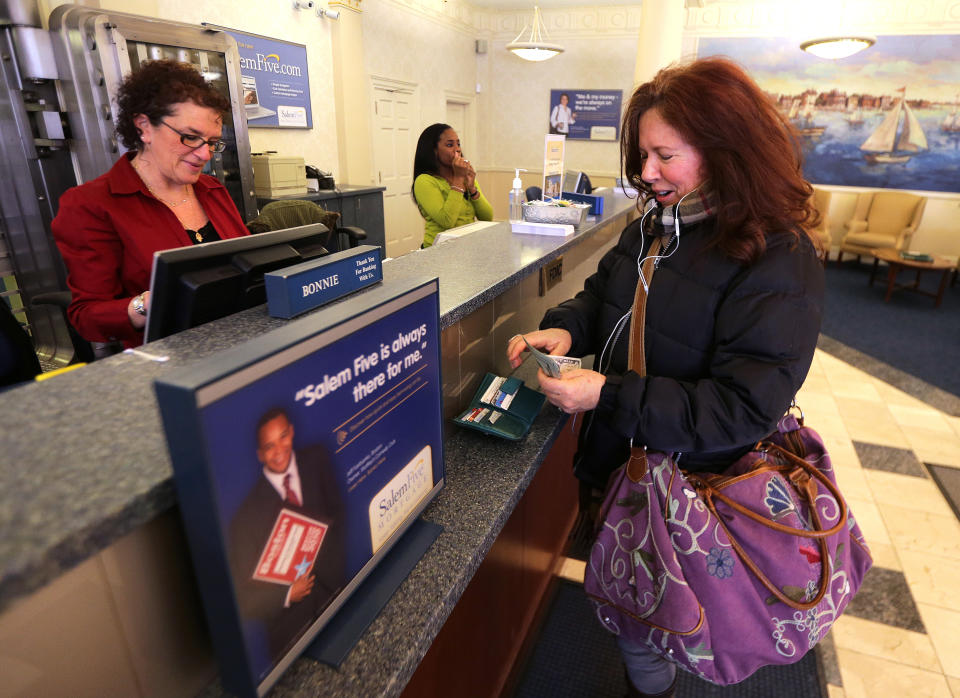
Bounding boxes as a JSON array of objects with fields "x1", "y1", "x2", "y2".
[
  {"x1": 869, "y1": 247, "x2": 957, "y2": 307},
  {"x1": 257, "y1": 185, "x2": 386, "y2": 252}
]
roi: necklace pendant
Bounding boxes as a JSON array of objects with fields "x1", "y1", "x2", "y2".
[{"x1": 195, "y1": 231, "x2": 203, "y2": 243}]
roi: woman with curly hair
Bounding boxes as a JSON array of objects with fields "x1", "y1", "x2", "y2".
[{"x1": 52, "y1": 59, "x2": 248, "y2": 348}]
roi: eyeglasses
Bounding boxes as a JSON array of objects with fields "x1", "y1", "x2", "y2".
[{"x1": 161, "y1": 120, "x2": 227, "y2": 153}]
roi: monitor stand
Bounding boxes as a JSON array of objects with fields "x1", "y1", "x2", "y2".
[{"x1": 304, "y1": 517, "x2": 443, "y2": 666}]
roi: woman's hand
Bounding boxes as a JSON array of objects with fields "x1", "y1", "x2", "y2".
[
  {"x1": 127, "y1": 290, "x2": 150, "y2": 329},
  {"x1": 451, "y1": 154, "x2": 470, "y2": 183},
  {"x1": 538, "y1": 368, "x2": 606, "y2": 414},
  {"x1": 463, "y1": 159, "x2": 477, "y2": 193},
  {"x1": 506, "y1": 328, "x2": 572, "y2": 369}
]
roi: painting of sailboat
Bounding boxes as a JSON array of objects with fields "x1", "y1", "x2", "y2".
[
  {"x1": 860, "y1": 89, "x2": 927, "y2": 164},
  {"x1": 695, "y1": 35, "x2": 960, "y2": 193}
]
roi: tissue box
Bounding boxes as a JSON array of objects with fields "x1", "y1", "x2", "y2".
[{"x1": 522, "y1": 201, "x2": 590, "y2": 227}]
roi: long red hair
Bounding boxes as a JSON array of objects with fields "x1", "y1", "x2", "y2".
[{"x1": 621, "y1": 56, "x2": 820, "y2": 263}]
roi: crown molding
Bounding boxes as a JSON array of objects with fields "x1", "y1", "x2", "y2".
[
  {"x1": 686, "y1": 0, "x2": 960, "y2": 33},
  {"x1": 378, "y1": 0, "x2": 644, "y2": 39},
  {"x1": 487, "y1": 6, "x2": 644, "y2": 39},
  {"x1": 330, "y1": 0, "x2": 363, "y2": 11}
]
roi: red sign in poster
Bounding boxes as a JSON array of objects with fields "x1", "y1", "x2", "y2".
[{"x1": 252, "y1": 509, "x2": 328, "y2": 585}]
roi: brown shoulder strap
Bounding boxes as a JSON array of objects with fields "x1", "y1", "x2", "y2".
[{"x1": 627, "y1": 236, "x2": 663, "y2": 377}]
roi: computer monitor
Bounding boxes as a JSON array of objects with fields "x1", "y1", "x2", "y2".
[
  {"x1": 563, "y1": 170, "x2": 593, "y2": 195},
  {"x1": 145, "y1": 224, "x2": 330, "y2": 343}
]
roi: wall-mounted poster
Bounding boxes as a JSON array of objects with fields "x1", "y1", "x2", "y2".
[
  {"x1": 155, "y1": 278, "x2": 444, "y2": 697},
  {"x1": 696, "y1": 36, "x2": 960, "y2": 193},
  {"x1": 548, "y1": 89, "x2": 622, "y2": 141},
  {"x1": 207, "y1": 23, "x2": 312, "y2": 129}
]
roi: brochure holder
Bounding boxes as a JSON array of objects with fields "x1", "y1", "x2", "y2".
[{"x1": 453, "y1": 372, "x2": 546, "y2": 441}]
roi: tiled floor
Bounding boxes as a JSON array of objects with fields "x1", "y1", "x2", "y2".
[{"x1": 557, "y1": 348, "x2": 960, "y2": 698}]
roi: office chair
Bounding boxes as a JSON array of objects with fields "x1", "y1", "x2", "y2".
[
  {"x1": 525, "y1": 186, "x2": 542, "y2": 202},
  {"x1": 247, "y1": 200, "x2": 367, "y2": 251},
  {"x1": 1, "y1": 297, "x2": 42, "y2": 387}
]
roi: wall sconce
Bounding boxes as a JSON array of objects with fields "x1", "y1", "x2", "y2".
[
  {"x1": 317, "y1": 7, "x2": 340, "y2": 19},
  {"x1": 800, "y1": 35, "x2": 875, "y2": 59}
]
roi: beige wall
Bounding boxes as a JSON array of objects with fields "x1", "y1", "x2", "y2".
[{"x1": 363, "y1": 0, "x2": 480, "y2": 134}]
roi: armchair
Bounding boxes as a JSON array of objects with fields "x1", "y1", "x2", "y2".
[
  {"x1": 810, "y1": 187, "x2": 832, "y2": 263},
  {"x1": 837, "y1": 191, "x2": 926, "y2": 263}
]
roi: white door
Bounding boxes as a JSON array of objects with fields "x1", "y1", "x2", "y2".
[
  {"x1": 372, "y1": 81, "x2": 421, "y2": 258},
  {"x1": 446, "y1": 101, "x2": 467, "y2": 147}
]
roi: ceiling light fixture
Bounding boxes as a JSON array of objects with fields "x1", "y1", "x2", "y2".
[
  {"x1": 506, "y1": 6, "x2": 563, "y2": 62},
  {"x1": 800, "y1": 35, "x2": 876, "y2": 60}
]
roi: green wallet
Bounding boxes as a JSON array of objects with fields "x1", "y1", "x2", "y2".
[{"x1": 453, "y1": 372, "x2": 547, "y2": 441}]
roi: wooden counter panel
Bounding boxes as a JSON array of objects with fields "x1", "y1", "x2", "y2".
[{"x1": 400, "y1": 419, "x2": 580, "y2": 698}]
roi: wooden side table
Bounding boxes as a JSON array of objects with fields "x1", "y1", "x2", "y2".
[{"x1": 869, "y1": 248, "x2": 957, "y2": 307}]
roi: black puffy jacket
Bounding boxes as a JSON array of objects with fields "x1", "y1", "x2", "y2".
[{"x1": 540, "y1": 213, "x2": 824, "y2": 488}]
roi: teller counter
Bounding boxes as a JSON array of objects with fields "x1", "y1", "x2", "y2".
[{"x1": 0, "y1": 189, "x2": 639, "y2": 697}]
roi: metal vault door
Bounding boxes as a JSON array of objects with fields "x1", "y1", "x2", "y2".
[{"x1": 49, "y1": 5, "x2": 257, "y2": 220}]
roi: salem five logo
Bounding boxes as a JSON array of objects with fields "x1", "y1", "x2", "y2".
[{"x1": 239, "y1": 52, "x2": 303, "y2": 77}]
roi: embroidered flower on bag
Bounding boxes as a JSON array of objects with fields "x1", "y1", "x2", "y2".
[
  {"x1": 804, "y1": 579, "x2": 820, "y2": 603},
  {"x1": 706, "y1": 547, "x2": 734, "y2": 578},
  {"x1": 764, "y1": 477, "x2": 797, "y2": 520}
]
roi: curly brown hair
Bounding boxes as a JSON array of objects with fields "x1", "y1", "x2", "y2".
[
  {"x1": 115, "y1": 59, "x2": 230, "y2": 151},
  {"x1": 621, "y1": 56, "x2": 820, "y2": 263}
]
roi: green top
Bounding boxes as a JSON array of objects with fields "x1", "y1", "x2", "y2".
[{"x1": 413, "y1": 173, "x2": 494, "y2": 247}]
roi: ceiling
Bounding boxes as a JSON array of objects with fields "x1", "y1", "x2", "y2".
[
  {"x1": 466, "y1": 0, "x2": 641, "y2": 7},
  {"x1": 463, "y1": 0, "x2": 706, "y2": 8}
]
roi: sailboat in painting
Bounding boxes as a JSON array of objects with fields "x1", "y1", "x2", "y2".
[
  {"x1": 791, "y1": 94, "x2": 826, "y2": 138},
  {"x1": 941, "y1": 95, "x2": 960, "y2": 134},
  {"x1": 846, "y1": 97, "x2": 865, "y2": 126},
  {"x1": 860, "y1": 89, "x2": 927, "y2": 164}
]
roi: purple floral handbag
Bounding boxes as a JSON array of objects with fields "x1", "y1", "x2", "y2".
[{"x1": 583, "y1": 414, "x2": 873, "y2": 685}]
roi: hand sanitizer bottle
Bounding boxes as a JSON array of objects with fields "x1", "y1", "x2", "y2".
[{"x1": 509, "y1": 168, "x2": 527, "y2": 223}]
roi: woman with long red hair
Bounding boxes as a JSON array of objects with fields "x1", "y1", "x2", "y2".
[{"x1": 507, "y1": 57, "x2": 824, "y2": 697}]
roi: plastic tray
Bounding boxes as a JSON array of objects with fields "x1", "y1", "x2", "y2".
[{"x1": 521, "y1": 201, "x2": 590, "y2": 227}]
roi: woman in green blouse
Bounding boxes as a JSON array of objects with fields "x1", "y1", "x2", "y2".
[{"x1": 412, "y1": 123, "x2": 493, "y2": 247}]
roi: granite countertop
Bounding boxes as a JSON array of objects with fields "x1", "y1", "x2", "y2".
[
  {"x1": 0, "y1": 189, "x2": 638, "y2": 693},
  {"x1": 202, "y1": 357, "x2": 568, "y2": 698}
]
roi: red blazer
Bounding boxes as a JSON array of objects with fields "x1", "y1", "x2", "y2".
[{"x1": 52, "y1": 154, "x2": 249, "y2": 346}]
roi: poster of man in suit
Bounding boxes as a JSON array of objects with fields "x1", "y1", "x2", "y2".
[{"x1": 229, "y1": 408, "x2": 346, "y2": 663}]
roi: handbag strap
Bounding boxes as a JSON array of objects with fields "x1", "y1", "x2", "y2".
[
  {"x1": 623, "y1": 236, "x2": 664, "y2": 480},
  {"x1": 627, "y1": 236, "x2": 664, "y2": 377}
]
